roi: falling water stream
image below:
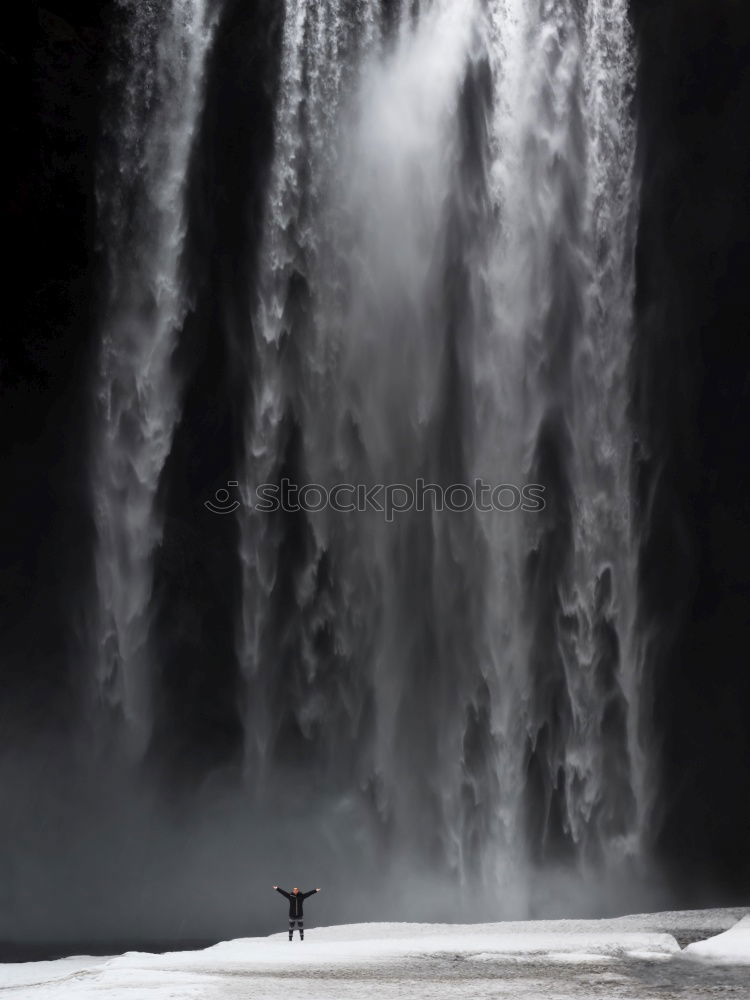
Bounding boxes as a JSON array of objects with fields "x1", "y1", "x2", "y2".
[
  {"x1": 93, "y1": 0, "x2": 217, "y2": 747},
  {"x1": 93, "y1": 0, "x2": 645, "y2": 905}
]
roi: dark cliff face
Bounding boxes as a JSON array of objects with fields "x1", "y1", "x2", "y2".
[
  {"x1": 4, "y1": 0, "x2": 750, "y2": 910},
  {"x1": 2, "y1": 2, "x2": 108, "y2": 747},
  {"x1": 631, "y1": 0, "x2": 750, "y2": 898}
]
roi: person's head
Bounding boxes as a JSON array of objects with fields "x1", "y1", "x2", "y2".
[{"x1": 292, "y1": 887, "x2": 299, "y2": 894}]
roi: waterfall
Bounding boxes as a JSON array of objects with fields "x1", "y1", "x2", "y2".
[
  {"x1": 92, "y1": 0, "x2": 218, "y2": 746},
  {"x1": 238, "y1": 0, "x2": 644, "y2": 895},
  {"x1": 89, "y1": 0, "x2": 646, "y2": 907},
  {"x1": 485, "y1": 0, "x2": 642, "y2": 872}
]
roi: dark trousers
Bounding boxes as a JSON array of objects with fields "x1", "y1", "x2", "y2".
[{"x1": 289, "y1": 918, "x2": 304, "y2": 940}]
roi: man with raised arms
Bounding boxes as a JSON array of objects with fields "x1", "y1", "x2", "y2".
[{"x1": 273, "y1": 885, "x2": 321, "y2": 941}]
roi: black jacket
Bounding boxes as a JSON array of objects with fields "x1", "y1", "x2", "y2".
[{"x1": 276, "y1": 888, "x2": 318, "y2": 918}]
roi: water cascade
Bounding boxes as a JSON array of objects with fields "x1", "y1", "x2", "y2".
[
  {"x1": 93, "y1": 0, "x2": 218, "y2": 747},
  {"x1": 92, "y1": 0, "x2": 645, "y2": 908}
]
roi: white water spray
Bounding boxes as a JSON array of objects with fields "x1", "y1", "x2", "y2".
[
  {"x1": 239, "y1": 0, "x2": 644, "y2": 900},
  {"x1": 89, "y1": 0, "x2": 646, "y2": 907},
  {"x1": 92, "y1": 0, "x2": 217, "y2": 746}
]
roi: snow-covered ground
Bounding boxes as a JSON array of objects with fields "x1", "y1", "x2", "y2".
[
  {"x1": 1, "y1": 909, "x2": 748, "y2": 999},
  {"x1": 685, "y1": 914, "x2": 750, "y2": 964}
]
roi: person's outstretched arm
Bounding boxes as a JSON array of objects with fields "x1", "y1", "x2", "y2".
[
  {"x1": 273, "y1": 885, "x2": 291, "y2": 899},
  {"x1": 302, "y1": 888, "x2": 321, "y2": 899}
]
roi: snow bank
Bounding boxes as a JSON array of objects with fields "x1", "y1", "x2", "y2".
[
  {"x1": 684, "y1": 915, "x2": 750, "y2": 964},
  {"x1": 0, "y1": 919, "x2": 680, "y2": 998},
  {"x1": 0, "y1": 957, "x2": 109, "y2": 993},
  {"x1": 2, "y1": 910, "x2": 748, "y2": 998},
  {"x1": 202, "y1": 919, "x2": 681, "y2": 965}
]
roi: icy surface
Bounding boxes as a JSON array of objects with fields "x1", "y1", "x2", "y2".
[
  {"x1": 685, "y1": 914, "x2": 750, "y2": 964},
  {"x1": 1, "y1": 909, "x2": 748, "y2": 998}
]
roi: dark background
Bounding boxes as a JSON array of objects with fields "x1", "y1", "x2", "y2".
[
  {"x1": 631, "y1": 0, "x2": 750, "y2": 900},
  {"x1": 2, "y1": 0, "x2": 750, "y2": 950}
]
